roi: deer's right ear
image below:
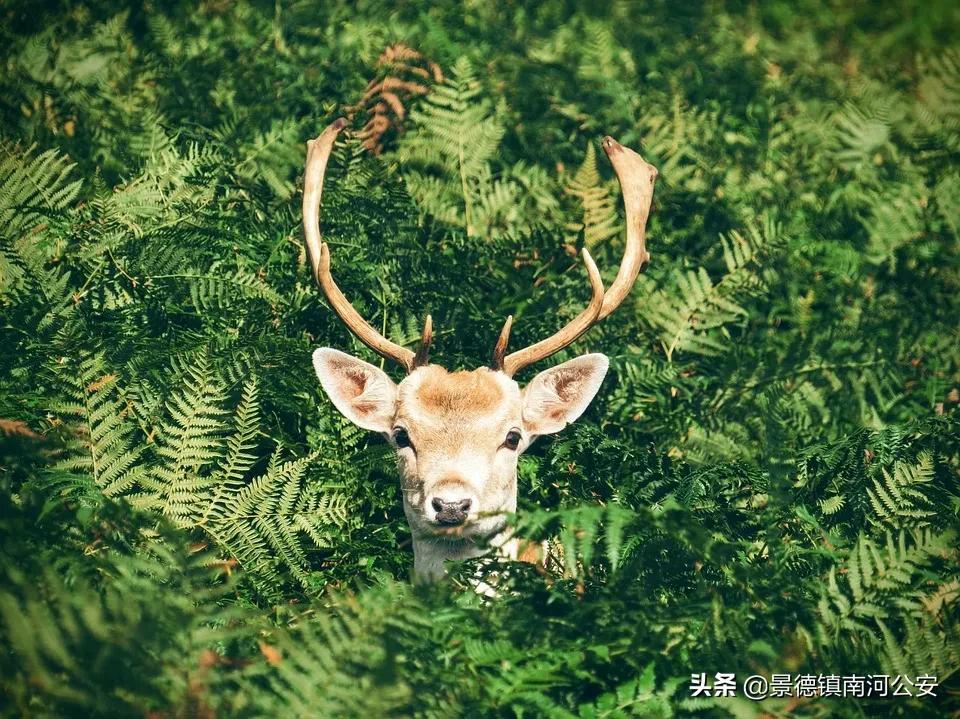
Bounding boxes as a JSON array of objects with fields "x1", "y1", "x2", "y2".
[{"x1": 312, "y1": 348, "x2": 397, "y2": 433}]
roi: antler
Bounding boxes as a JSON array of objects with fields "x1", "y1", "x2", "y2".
[
  {"x1": 303, "y1": 118, "x2": 432, "y2": 373},
  {"x1": 492, "y1": 136, "x2": 657, "y2": 377}
]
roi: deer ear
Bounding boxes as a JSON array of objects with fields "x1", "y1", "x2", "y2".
[
  {"x1": 312, "y1": 348, "x2": 397, "y2": 433},
  {"x1": 522, "y1": 354, "x2": 609, "y2": 436}
]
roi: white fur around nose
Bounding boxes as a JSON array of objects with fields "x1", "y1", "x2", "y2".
[{"x1": 420, "y1": 447, "x2": 490, "y2": 519}]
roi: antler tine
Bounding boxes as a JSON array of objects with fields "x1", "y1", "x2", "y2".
[
  {"x1": 597, "y1": 136, "x2": 658, "y2": 320},
  {"x1": 412, "y1": 314, "x2": 433, "y2": 369},
  {"x1": 498, "y1": 249, "x2": 605, "y2": 377},
  {"x1": 492, "y1": 136, "x2": 657, "y2": 377},
  {"x1": 490, "y1": 314, "x2": 512, "y2": 370},
  {"x1": 304, "y1": 117, "x2": 424, "y2": 373}
]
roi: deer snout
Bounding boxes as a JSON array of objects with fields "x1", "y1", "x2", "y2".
[{"x1": 427, "y1": 491, "x2": 476, "y2": 526}]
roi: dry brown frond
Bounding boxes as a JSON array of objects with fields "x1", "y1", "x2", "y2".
[
  {"x1": 0, "y1": 418, "x2": 40, "y2": 439},
  {"x1": 345, "y1": 43, "x2": 443, "y2": 154}
]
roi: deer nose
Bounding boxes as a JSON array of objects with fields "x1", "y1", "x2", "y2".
[{"x1": 430, "y1": 497, "x2": 472, "y2": 526}]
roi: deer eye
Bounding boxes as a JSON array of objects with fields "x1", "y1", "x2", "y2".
[
  {"x1": 393, "y1": 428, "x2": 412, "y2": 449},
  {"x1": 503, "y1": 430, "x2": 522, "y2": 450}
]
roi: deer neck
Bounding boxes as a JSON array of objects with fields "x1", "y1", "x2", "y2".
[{"x1": 412, "y1": 529, "x2": 519, "y2": 583}]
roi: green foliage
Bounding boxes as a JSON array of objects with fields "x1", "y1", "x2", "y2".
[
  {"x1": 44, "y1": 350, "x2": 147, "y2": 503},
  {"x1": 565, "y1": 142, "x2": 622, "y2": 249},
  {"x1": 817, "y1": 529, "x2": 957, "y2": 665},
  {"x1": 1, "y1": 1, "x2": 959, "y2": 717},
  {"x1": 129, "y1": 360, "x2": 347, "y2": 596},
  {"x1": 397, "y1": 56, "x2": 559, "y2": 239},
  {"x1": 867, "y1": 453, "x2": 936, "y2": 528}
]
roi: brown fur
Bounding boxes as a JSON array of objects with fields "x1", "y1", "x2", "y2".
[
  {"x1": 516, "y1": 539, "x2": 542, "y2": 565},
  {"x1": 414, "y1": 366, "x2": 504, "y2": 414}
]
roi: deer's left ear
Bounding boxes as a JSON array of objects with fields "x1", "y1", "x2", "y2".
[{"x1": 521, "y1": 354, "x2": 609, "y2": 436}]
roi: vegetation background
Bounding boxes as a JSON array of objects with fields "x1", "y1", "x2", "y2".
[{"x1": 1, "y1": 0, "x2": 958, "y2": 716}]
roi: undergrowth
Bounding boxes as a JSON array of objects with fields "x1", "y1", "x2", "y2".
[{"x1": 1, "y1": 1, "x2": 958, "y2": 716}]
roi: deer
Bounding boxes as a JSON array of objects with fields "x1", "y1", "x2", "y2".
[{"x1": 304, "y1": 118, "x2": 657, "y2": 582}]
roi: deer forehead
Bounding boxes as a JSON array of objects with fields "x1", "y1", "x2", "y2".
[{"x1": 395, "y1": 366, "x2": 521, "y2": 433}]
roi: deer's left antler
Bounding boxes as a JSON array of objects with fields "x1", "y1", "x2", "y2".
[{"x1": 491, "y1": 136, "x2": 658, "y2": 376}]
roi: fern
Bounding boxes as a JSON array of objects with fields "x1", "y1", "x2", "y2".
[
  {"x1": 636, "y1": 93, "x2": 716, "y2": 188},
  {"x1": 1, "y1": 3, "x2": 959, "y2": 717},
  {"x1": 644, "y1": 267, "x2": 749, "y2": 361},
  {"x1": 582, "y1": 664, "x2": 680, "y2": 719},
  {"x1": 398, "y1": 57, "x2": 503, "y2": 233},
  {"x1": 44, "y1": 351, "x2": 147, "y2": 504},
  {"x1": 0, "y1": 536, "x2": 234, "y2": 717},
  {"x1": 817, "y1": 530, "x2": 958, "y2": 666},
  {"x1": 640, "y1": 215, "x2": 789, "y2": 363},
  {"x1": 917, "y1": 49, "x2": 960, "y2": 129},
  {"x1": 934, "y1": 172, "x2": 960, "y2": 238},
  {"x1": 198, "y1": 376, "x2": 261, "y2": 525},
  {"x1": 565, "y1": 142, "x2": 621, "y2": 249},
  {"x1": 396, "y1": 57, "x2": 559, "y2": 238},
  {"x1": 347, "y1": 43, "x2": 443, "y2": 155},
  {"x1": 132, "y1": 355, "x2": 228, "y2": 525},
  {"x1": 832, "y1": 98, "x2": 898, "y2": 171},
  {"x1": 0, "y1": 143, "x2": 81, "y2": 247},
  {"x1": 128, "y1": 370, "x2": 348, "y2": 590},
  {"x1": 0, "y1": 145, "x2": 81, "y2": 333},
  {"x1": 200, "y1": 449, "x2": 347, "y2": 590},
  {"x1": 880, "y1": 615, "x2": 960, "y2": 680},
  {"x1": 519, "y1": 504, "x2": 635, "y2": 578},
  {"x1": 867, "y1": 453, "x2": 935, "y2": 529},
  {"x1": 859, "y1": 181, "x2": 926, "y2": 270},
  {"x1": 252, "y1": 582, "x2": 430, "y2": 717},
  {"x1": 182, "y1": 266, "x2": 286, "y2": 312}
]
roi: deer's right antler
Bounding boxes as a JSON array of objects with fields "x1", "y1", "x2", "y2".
[
  {"x1": 303, "y1": 118, "x2": 431, "y2": 373},
  {"x1": 491, "y1": 136, "x2": 658, "y2": 377}
]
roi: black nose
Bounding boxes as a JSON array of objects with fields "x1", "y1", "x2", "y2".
[{"x1": 431, "y1": 498, "x2": 471, "y2": 525}]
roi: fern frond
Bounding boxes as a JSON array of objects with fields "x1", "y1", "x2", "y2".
[
  {"x1": 0, "y1": 143, "x2": 82, "y2": 244},
  {"x1": 197, "y1": 376, "x2": 260, "y2": 526},
  {"x1": 395, "y1": 57, "x2": 558, "y2": 238},
  {"x1": 134, "y1": 355, "x2": 227, "y2": 525},
  {"x1": 832, "y1": 99, "x2": 896, "y2": 170},
  {"x1": 519, "y1": 504, "x2": 635, "y2": 579},
  {"x1": 867, "y1": 453, "x2": 935, "y2": 529},
  {"x1": 818, "y1": 529, "x2": 958, "y2": 663},
  {"x1": 917, "y1": 50, "x2": 960, "y2": 125},
  {"x1": 347, "y1": 43, "x2": 442, "y2": 154},
  {"x1": 255, "y1": 582, "x2": 429, "y2": 716},
  {"x1": 44, "y1": 351, "x2": 147, "y2": 504},
  {"x1": 645, "y1": 267, "x2": 749, "y2": 361},
  {"x1": 565, "y1": 142, "x2": 620, "y2": 248}
]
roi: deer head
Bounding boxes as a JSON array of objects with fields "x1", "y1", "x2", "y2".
[{"x1": 304, "y1": 118, "x2": 657, "y2": 580}]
